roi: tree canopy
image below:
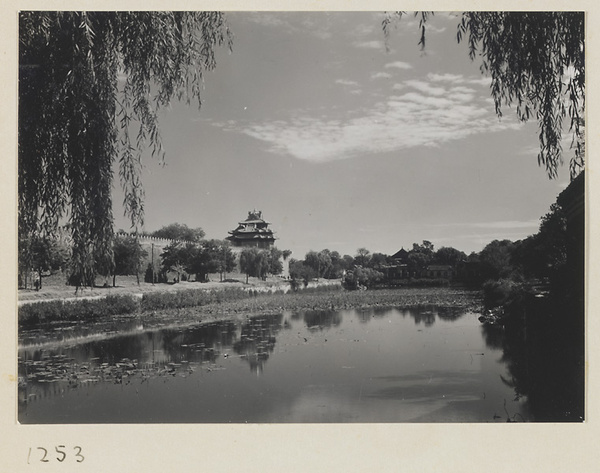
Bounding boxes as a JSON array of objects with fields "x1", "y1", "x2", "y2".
[
  {"x1": 18, "y1": 234, "x2": 69, "y2": 290},
  {"x1": 150, "y1": 223, "x2": 206, "y2": 242},
  {"x1": 19, "y1": 12, "x2": 232, "y2": 286},
  {"x1": 384, "y1": 11, "x2": 585, "y2": 179},
  {"x1": 113, "y1": 234, "x2": 147, "y2": 286}
]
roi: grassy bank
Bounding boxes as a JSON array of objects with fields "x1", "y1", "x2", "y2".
[
  {"x1": 19, "y1": 286, "x2": 250, "y2": 326},
  {"x1": 19, "y1": 284, "x2": 481, "y2": 328}
]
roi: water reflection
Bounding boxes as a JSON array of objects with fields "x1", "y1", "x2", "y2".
[
  {"x1": 479, "y1": 295, "x2": 584, "y2": 421},
  {"x1": 18, "y1": 302, "x2": 568, "y2": 423},
  {"x1": 233, "y1": 314, "x2": 284, "y2": 375},
  {"x1": 304, "y1": 310, "x2": 342, "y2": 330}
]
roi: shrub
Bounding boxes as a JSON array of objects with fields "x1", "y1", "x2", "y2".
[
  {"x1": 141, "y1": 287, "x2": 248, "y2": 311},
  {"x1": 300, "y1": 283, "x2": 342, "y2": 294},
  {"x1": 342, "y1": 267, "x2": 383, "y2": 290},
  {"x1": 19, "y1": 294, "x2": 140, "y2": 326},
  {"x1": 482, "y1": 278, "x2": 525, "y2": 308},
  {"x1": 406, "y1": 278, "x2": 450, "y2": 288}
]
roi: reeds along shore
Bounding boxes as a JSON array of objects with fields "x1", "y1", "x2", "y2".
[{"x1": 18, "y1": 285, "x2": 482, "y2": 328}]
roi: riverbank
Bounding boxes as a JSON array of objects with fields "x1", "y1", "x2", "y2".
[
  {"x1": 18, "y1": 272, "x2": 300, "y2": 304},
  {"x1": 19, "y1": 286, "x2": 483, "y2": 343},
  {"x1": 163, "y1": 286, "x2": 482, "y2": 320}
]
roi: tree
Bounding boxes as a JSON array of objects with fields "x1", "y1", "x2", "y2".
[
  {"x1": 304, "y1": 251, "x2": 320, "y2": 276},
  {"x1": 19, "y1": 234, "x2": 69, "y2": 290},
  {"x1": 479, "y1": 239, "x2": 516, "y2": 281},
  {"x1": 160, "y1": 242, "x2": 196, "y2": 283},
  {"x1": 343, "y1": 266, "x2": 384, "y2": 290},
  {"x1": 329, "y1": 251, "x2": 347, "y2": 279},
  {"x1": 512, "y1": 203, "x2": 567, "y2": 282},
  {"x1": 342, "y1": 254, "x2": 355, "y2": 269},
  {"x1": 186, "y1": 242, "x2": 214, "y2": 282},
  {"x1": 370, "y1": 252, "x2": 389, "y2": 268},
  {"x1": 214, "y1": 241, "x2": 237, "y2": 281},
  {"x1": 266, "y1": 247, "x2": 284, "y2": 276},
  {"x1": 408, "y1": 241, "x2": 434, "y2": 276},
  {"x1": 384, "y1": 12, "x2": 585, "y2": 179},
  {"x1": 433, "y1": 247, "x2": 467, "y2": 267},
  {"x1": 113, "y1": 234, "x2": 147, "y2": 287},
  {"x1": 305, "y1": 250, "x2": 333, "y2": 279},
  {"x1": 354, "y1": 248, "x2": 371, "y2": 268},
  {"x1": 19, "y1": 12, "x2": 232, "y2": 288},
  {"x1": 288, "y1": 259, "x2": 317, "y2": 288},
  {"x1": 151, "y1": 223, "x2": 205, "y2": 243},
  {"x1": 239, "y1": 248, "x2": 269, "y2": 284},
  {"x1": 187, "y1": 239, "x2": 236, "y2": 282}
]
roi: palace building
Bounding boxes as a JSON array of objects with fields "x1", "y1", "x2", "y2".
[{"x1": 226, "y1": 210, "x2": 276, "y2": 249}]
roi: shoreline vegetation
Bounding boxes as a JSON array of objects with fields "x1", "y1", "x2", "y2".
[{"x1": 18, "y1": 279, "x2": 482, "y2": 331}]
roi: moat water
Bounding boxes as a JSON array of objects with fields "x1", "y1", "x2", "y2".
[{"x1": 18, "y1": 304, "x2": 563, "y2": 423}]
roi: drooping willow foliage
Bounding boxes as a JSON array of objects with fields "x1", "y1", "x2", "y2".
[
  {"x1": 19, "y1": 12, "x2": 232, "y2": 287},
  {"x1": 384, "y1": 11, "x2": 585, "y2": 180}
]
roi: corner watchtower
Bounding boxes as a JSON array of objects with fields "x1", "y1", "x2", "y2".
[{"x1": 226, "y1": 210, "x2": 276, "y2": 249}]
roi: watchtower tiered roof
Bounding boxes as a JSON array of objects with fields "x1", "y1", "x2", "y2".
[{"x1": 226, "y1": 210, "x2": 276, "y2": 249}]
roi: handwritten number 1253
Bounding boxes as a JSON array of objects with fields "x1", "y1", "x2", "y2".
[{"x1": 27, "y1": 446, "x2": 84, "y2": 463}]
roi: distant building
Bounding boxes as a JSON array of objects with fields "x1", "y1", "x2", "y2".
[
  {"x1": 390, "y1": 248, "x2": 409, "y2": 264},
  {"x1": 381, "y1": 247, "x2": 410, "y2": 280},
  {"x1": 226, "y1": 210, "x2": 277, "y2": 249},
  {"x1": 424, "y1": 264, "x2": 454, "y2": 279},
  {"x1": 382, "y1": 249, "x2": 461, "y2": 281}
]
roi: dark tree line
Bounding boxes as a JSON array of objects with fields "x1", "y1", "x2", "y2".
[{"x1": 290, "y1": 200, "x2": 567, "y2": 291}]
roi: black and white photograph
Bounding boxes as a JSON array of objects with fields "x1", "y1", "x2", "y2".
[{"x1": 2, "y1": 2, "x2": 597, "y2": 472}]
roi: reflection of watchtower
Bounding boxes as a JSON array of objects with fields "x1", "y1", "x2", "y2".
[
  {"x1": 226, "y1": 210, "x2": 276, "y2": 249},
  {"x1": 233, "y1": 314, "x2": 282, "y2": 376}
]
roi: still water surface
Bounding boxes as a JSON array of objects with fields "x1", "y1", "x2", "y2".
[{"x1": 18, "y1": 306, "x2": 529, "y2": 423}]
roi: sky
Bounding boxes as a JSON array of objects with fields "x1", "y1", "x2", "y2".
[{"x1": 112, "y1": 12, "x2": 572, "y2": 259}]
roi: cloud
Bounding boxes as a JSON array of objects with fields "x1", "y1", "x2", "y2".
[
  {"x1": 212, "y1": 73, "x2": 521, "y2": 163},
  {"x1": 432, "y1": 220, "x2": 540, "y2": 230},
  {"x1": 335, "y1": 79, "x2": 360, "y2": 87},
  {"x1": 353, "y1": 40, "x2": 386, "y2": 49},
  {"x1": 431, "y1": 220, "x2": 542, "y2": 249},
  {"x1": 353, "y1": 22, "x2": 377, "y2": 37},
  {"x1": 335, "y1": 79, "x2": 362, "y2": 95},
  {"x1": 469, "y1": 77, "x2": 492, "y2": 86},
  {"x1": 395, "y1": 15, "x2": 448, "y2": 34},
  {"x1": 396, "y1": 92, "x2": 454, "y2": 108},
  {"x1": 385, "y1": 61, "x2": 413, "y2": 70},
  {"x1": 404, "y1": 80, "x2": 446, "y2": 96},
  {"x1": 372, "y1": 72, "x2": 392, "y2": 80},
  {"x1": 244, "y1": 13, "x2": 289, "y2": 29},
  {"x1": 428, "y1": 73, "x2": 464, "y2": 83},
  {"x1": 427, "y1": 73, "x2": 491, "y2": 87},
  {"x1": 426, "y1": 25, "x2": 447, "y2": 34},
  {"x1": 447, "y1": 91, "x2": 476, "y2": 102},
  {"x1": 243, "y1": 12, "x2": 333, "y2": 40}
]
